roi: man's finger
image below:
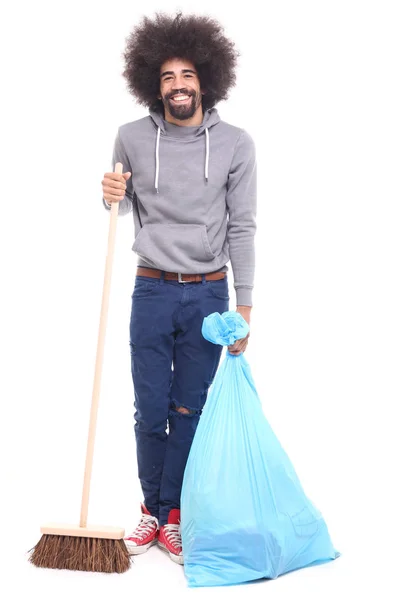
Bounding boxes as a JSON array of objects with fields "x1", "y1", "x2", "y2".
[
  {"x1": 228, "y1": 342, "x2": 239, "y2": 351},
  {"x1": 228, "y1": 343, "x2": 247, "y2": 356},
  {"x1": 104, "y1": 192, "x2": 125, "y2": 203},
  {"x1": 102, "y1": 178, "x2": 126, "y2": 190},
  {"x1": 228, "y1": 336, "x2": 249, "y2": 355},
  {"x1": 228, "y1": 333, "x2": 250, "y2": 351},
  {"x1": 236, "y1": 340, "x2": 248, "y2": 353},
  {"x1": 104, "y1": 172, "x2": 127, "y2": 182}
]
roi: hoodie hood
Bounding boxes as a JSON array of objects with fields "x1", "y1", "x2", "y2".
[
  {"x1": 149, "y1": 107, "x2": 221, "y2": 135},
  {"x1": 149, "y1": 108, "x2": 221, "y2": 193}
]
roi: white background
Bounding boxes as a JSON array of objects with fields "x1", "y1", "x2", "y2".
[{"x1": 1, "y1": 0, "x2": 399, "y2": 598}]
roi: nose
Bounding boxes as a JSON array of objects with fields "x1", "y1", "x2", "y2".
[{"x1": 174, "y1": 74, "x2": 186, "y2": 90}]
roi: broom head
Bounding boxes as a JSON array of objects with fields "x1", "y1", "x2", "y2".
[{"x1": 29, "y1": 523, "x2": 131, "y2": 573}]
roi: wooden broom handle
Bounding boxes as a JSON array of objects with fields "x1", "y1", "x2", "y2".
[{"x1": 80, "y1": 162, "x2": 123, "y2": 528}]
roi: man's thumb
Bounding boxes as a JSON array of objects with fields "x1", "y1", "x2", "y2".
[{"x1": 123, "y1": 171, "x2": 132, "y2": 180}]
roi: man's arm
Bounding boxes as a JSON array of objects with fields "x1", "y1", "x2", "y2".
[
  {"x1": 225, "y1": 129, "x2": 257, "y2": 307},
  {"x1": 102, "y1": 130, "x2": 134, "y2": 216},
  {"x1": 225, "y1": 129, "x2": 257, "y2": 355}
]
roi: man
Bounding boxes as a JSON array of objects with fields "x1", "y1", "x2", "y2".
[{"x1": 102, "y1": 12, "x2": 257, "y2": 565}]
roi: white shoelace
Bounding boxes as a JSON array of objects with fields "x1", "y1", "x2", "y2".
[
  {"x1": 164, "y1": 523, "x2": 182, "y2": 548},
  {"x1": 129, "y1": 514, "x2": 158, "y2": 541}
]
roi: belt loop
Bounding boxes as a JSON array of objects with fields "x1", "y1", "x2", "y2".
[
  {"x1": 160, "y1": 270, "x2": 165, "y2": 285},
  {"x1": 201, "y1": 274, "x2": 206, "y2": 285}
]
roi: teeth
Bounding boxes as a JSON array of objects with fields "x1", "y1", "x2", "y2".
[{"x1": 172, "y1": 95, "x2": 189, "y2": 102}]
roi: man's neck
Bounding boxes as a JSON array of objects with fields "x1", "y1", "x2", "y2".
[{"x1": 164, "y1": 106, "x2": 204, "y2": 127}]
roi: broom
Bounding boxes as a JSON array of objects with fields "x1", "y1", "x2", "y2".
[{"x1": 29, "y1": 162, "x2": 131, "y2": 573}]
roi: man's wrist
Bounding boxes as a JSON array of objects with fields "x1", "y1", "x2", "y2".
[{"x1": 236, "y1": 305, "x2": 252, "y2": 324}]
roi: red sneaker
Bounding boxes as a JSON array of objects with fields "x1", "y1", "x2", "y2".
[
  {"x1": 158, "y1": 509, "x2": 184, "y2": 565},
  {"x1": 124, "y1": 504, "x2": 159, "y2": 555}
]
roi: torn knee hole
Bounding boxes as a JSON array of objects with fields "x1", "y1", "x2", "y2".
[
  {"x1": 171, "y1": 403, "x2": 201, "y2": 416},
  {"x1": 176, "y1": 406, "x2": 191, "y2": 415}
]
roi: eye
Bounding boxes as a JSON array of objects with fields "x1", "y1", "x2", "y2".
[{"x1": 163, "y1": 76, "x2": 173, "y2": 82}]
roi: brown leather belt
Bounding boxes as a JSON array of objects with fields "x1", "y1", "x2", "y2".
[{"x1": 137, "y1": 267, "x2": 226, "y2": 283}]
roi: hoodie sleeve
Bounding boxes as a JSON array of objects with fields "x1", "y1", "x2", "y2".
[
  {"x1": 102, "y1": 129, "x2": 134, "y2": 216},
  {"x1": 226, "y1": 130, "x2": 257, "y2": 307}
]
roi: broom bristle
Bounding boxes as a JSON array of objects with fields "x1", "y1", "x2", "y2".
[{"x1": 29, "y1": 534, "x2": 131, "y2": 573}]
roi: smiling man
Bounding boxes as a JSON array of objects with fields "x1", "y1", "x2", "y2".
[
  {"x1": 101, "y1": 12, "x2": 257, "y2": 565},
  {"x1": 160, "y1": 61, "x2": 202, "y2": 122}
]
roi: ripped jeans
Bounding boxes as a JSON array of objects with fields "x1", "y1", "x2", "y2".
[{"x1": 130, "y1": 272, "x2": 229, "y2": 525}]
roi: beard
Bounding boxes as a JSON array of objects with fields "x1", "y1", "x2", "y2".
[{"x1": 163, "y1": 88, "x2": 202, "y2": 121}]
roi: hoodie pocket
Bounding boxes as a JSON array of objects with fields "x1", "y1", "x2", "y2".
[{"x1": 132, "y1": 224, "x2": 216, "y2": 271}]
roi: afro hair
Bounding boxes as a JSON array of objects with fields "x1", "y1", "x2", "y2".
[{"x1": 122, "y1": 11, "x2": 239, "y2": 112}]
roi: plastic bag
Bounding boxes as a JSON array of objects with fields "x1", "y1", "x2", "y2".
[{"x1": 181, "y1": 311, "x2": 339, "y2": 587}]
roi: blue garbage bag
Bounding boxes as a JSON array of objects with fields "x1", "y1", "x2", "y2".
[{"x1": 181, "y1": 311, "x2": 339, "y2": 587}]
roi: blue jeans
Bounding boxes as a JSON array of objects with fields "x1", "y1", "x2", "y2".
[{"x1": 129, "y1": 272, "x2": 229, "y2": 526}]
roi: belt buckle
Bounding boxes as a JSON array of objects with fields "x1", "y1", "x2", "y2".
[{"x1": 178, "y1": 273, "x2": 186, "y2": 284}]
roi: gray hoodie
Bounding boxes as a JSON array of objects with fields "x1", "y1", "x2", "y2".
[{"x1": 104, "y1": 108, "x2": 257, "y2": 306}]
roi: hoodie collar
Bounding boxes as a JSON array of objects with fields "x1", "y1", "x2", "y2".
[
  {"x1": 149, "y1": 107, "x2": 220, "y2": 136},
  {"x1": 150, "y1": 108, "x2": 220, "y2": 194}
]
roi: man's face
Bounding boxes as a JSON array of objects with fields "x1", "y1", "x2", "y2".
[{"x1": 159, "y1": 58, "x2": 203, "y2": 121}]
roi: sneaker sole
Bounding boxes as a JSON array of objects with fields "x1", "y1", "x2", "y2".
[
  {"x1": 124, "y1": 538, "x2": 158, "y2": 555},
  {"x1": 157, "y1": 541, "x2": 184, "y2": 565}
]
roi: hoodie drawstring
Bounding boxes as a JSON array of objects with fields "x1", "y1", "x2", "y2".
[
  {"x1": 205, "y1": 127, "x2": 209, "y2": 182},
  {"x1": 154, "y1": 126, "x2": 210, "y2": 193},
  {"x1": 155, "y1": 126, "x2": 161, "y2": 193}
]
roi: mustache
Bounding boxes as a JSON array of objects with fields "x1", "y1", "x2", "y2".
[{"x1": 165, "y1": 89, "x2": 195, "y2": 101}]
